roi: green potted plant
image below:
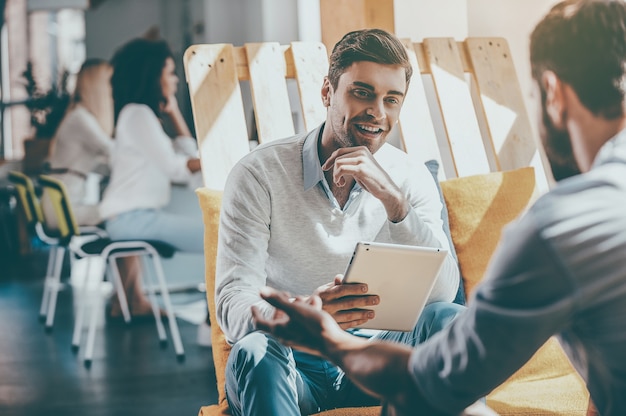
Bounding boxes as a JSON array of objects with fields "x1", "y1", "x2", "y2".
[{"x1": 21, "y1": 61, "x2": 70, "y2": 174}]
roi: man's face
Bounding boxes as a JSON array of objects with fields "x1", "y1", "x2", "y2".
[
  {"x1": 323, "y1": 61, "x2": 406, "y2": 154},
  {"x1": 536, "y1": 84, "x2": 581, "y2": 181}
]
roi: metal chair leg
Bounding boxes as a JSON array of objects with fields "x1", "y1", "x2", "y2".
[
  {"x1": 72, "y1": 256, "x2": 97, "y2": 351},
  {"x1": 84, "y1": 256, "x2": 106, "y2": 366},
  {"x1": 39, "y1": 246, "x2": 57, "y2": 320},
  {"x1": 45, "y1": 246, "x2": 66, "y2": 331},
  {"x1": 150, "y1": 253, "x2": 184, "y2": 358}
]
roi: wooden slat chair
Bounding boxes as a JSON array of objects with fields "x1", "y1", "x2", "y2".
[{"x1": 186, "y1": 38, "x2": 591, "y2": 415}]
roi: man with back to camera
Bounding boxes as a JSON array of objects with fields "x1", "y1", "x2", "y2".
[
  {"x1": 253, "y1": 1, "x2": 626, "y2": 415},
  {"x1": 215, "y1": 29, "x2": 467, "y2": 415}
]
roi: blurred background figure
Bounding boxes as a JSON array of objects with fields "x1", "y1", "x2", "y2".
[
  {"x1": 99, "y1": 37, "x2": 202, "y2": 252},
  {"x1": 99, "y1": 37, "x2": 209, "y2": 343},
  {"x1": 44, "y1": 58, "x2": 113, "y2": 226},
  {"x1": 42, "y1": 58, "x2": 151, "y2": 318}
]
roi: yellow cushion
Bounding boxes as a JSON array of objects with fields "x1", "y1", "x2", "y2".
[
  {"x1": 441, "y1": 168, "x2": 589, "y2": 415},
  {"x1": 440, "y1": 167, "x2": 536, "y2": 296},
  {"x1": 488, "y1": 338, "x2": 590, "y2": 415},
  {"x1": 196, "y1": 188, "x2": 231, "y2": 416}
]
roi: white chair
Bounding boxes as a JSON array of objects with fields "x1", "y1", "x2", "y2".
[{"x1": 37, "y1": 174, "x2": 185, "y2": 366}]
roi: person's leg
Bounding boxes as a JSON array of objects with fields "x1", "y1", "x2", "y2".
[
  {"x1": 225, "y1": 332, "x2": 326, "y2": 416},
  {"x1": 376, "y1": 301, "x2": 466, "y2": 345},
  {"x1": 109, "y1": 256, "x2": 156, "y2": 317},
  {"x1": 333, "y1": 302, "x2": 466, "y2": 408}
]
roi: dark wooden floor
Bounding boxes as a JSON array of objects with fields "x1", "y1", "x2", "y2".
[{"x1": 0, "y1": 248, "x2": 218, "y2": 416}]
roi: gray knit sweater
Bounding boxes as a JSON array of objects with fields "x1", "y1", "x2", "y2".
[{"x1": 216, "y1": 125, "x2": 459, "y2": 343}]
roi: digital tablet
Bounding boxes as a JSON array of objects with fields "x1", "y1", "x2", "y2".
[{"x1": 342, "y1": 241, "x2": 447, "y2": 331}]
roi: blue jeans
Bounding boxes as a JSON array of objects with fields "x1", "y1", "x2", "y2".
[{"x1": 225, "y1": 301, "x2": 466, "y2": 416}]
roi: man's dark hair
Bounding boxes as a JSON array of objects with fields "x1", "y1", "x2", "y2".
[
  {"x1": 327, "y1": 29, "x2": 413, "y2": 90},
  {"x1": 79, "y1": 57, "x2": 108, "y2": 73},
  {"x1": 530, "y1": 0, "x2": 626, "y2": 119},
  {"x1": 110, "y1": 37, "x2": 174, "y2": 122}
]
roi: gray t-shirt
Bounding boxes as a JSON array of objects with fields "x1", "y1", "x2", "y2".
[{"x1": 409, "y1": 131, "x2": 626, "y2": 416}]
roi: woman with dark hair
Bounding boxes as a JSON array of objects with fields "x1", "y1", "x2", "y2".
[
  {"x1": 100, "y1": 37, "x2": 202, "y2": 251},
  {"x1": 43, "y1": 58, "x2": 150, "y2": 317},
  {"x1": 99, "y1": 38, "x2": 206, "y2": 324}
]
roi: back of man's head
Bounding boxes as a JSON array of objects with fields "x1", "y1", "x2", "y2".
[
  {"x1": 327, "y1": 29, "x2": 413, "y2": 91},
  {"x1": 530, "y1": 0, "x2": 626, "y2": 119}
]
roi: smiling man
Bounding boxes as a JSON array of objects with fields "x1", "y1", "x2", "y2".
[{"x1": 215, "y1": 29, "x2": 463, "y2": 415}]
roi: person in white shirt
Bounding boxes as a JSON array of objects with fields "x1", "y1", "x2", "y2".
[
  {"x1": 44, "y1": 58, "x2": 114, "y2": 227},
  {"x1": 100, "y1": 38, "x2": 202, "y2": 250},
  {"x1": 99, "y1": 38, "x2": 204, "y2": 318},
  {"x1": 43, "y1": 58, "x2": 148, "y2": 317}
]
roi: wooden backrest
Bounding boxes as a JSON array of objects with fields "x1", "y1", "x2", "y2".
[
  {"x1": 184, "y1": 38, "x2": 548, "y2": 190},
  {"x1": 184, "y1": 42, "x2": 328, "y2": 190}
]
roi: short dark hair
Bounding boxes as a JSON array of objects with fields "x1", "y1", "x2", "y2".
[
  {"x1": 110, "y1": 38, "x2": 173, "y2": 122},
  {"x1": 530, "y1": 0, "x2": 626, "y2": 119},
  {"x1": 79, "y1": 58, "x2": 108, "y2": 73},
  {"x1": 327, "y1": 29, "x2": 413, "y2": 90}
]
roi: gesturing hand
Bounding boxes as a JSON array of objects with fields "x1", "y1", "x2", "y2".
[
  {"x1": 252, "y1": 287, "x2": 354, "y2": 358},
  {"x1": 312, "y1": 275, "x2": 379, "y2": 330}
]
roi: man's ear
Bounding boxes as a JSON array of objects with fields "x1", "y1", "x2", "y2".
[
  {"x1": 542, "y1": 71, "x2": 566, "y2": 129},
  {"x1": 321, "y1": 77, "x2": 332, "y2": 107}
]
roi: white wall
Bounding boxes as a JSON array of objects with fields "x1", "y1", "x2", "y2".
[
  {"x1": 84, "y1": 0, "x2": 161, "y2": 61},
  {"x1": 202, "y1": 0, "x2": 298, "y2": 45},
  {"x1": 203, "y1": 0, "x2": 260, "y2": 44},
  {"x1": 394, "y1": 0, "x2": 468, "y2": 40},
  {"x1": 261, "y1": 0, "x2": 298, "y2": 43}
]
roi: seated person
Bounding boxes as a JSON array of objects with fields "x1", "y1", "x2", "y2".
[
  {"x1": 44, "y1": 58, "x2": 114, "y2": 227},
  {"x1": 98, "y1": 38, "x2": 206, "y2": 324},
  {"x1": 254, "y1": 1, "x2": 626, "y2": 415},
  {"x1": 216, "y1": 29, "x2": 464, "y2": 415},
  {"x1": 99, "y1": 37, "x2": 203, "y2": 253},
  {"x1": 43, "y1": 58, "x2": 152, "y2": 316}
]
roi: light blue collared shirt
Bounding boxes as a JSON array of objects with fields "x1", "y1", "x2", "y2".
[{"x1": 302, "y1": 124, "x2": 363, "y2": 211}]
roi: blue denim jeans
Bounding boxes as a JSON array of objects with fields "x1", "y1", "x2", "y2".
[{"x1": 225, "y1": 301, "x2": 466, "y2": 416}]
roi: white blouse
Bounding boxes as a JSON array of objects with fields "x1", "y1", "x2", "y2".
[
  {"x1": 99, "y1": 104, "x2": 193, "y2": 219},
  {"x1": 44, "y1": 104, "x2": 113, "y2": 226}
]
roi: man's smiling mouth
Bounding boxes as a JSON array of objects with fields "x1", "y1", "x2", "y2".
[{"x1": 356, "y1": 124, "x2": 384, "y2": 134}]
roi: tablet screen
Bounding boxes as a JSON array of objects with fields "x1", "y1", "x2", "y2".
[{"x1": 342, "y1": 241, "x2": 447, "y2": 331}]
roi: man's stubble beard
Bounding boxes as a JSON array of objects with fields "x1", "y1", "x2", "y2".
[{"x1": 540, "y1": 94, "x2": 581, "y2": 182}]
